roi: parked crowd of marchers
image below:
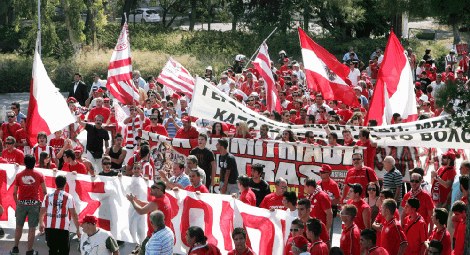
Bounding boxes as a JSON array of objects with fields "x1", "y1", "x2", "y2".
[{"x1": 0, "y1": 46, "x2": 469, "y2": 255}]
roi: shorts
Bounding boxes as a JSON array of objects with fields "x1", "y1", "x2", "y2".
[{"x1": 16, "y1": 204, "x2": 41, "y2": 227}]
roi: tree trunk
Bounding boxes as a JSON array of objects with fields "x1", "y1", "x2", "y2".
[
  {"x1": 61, "y1": 0, "x2": 82, "y2": 53},
  {"x1": 189, "y1": 0, "x2": 197, "y2": 31},
  {"x1": 452, "y1": 23, "x2": 461, "y2": 45},
  {"x1": 121, "y1": 0, "x2": 133, "y2": 26},
  {"x1": 303, "y1": 2, "x2": 310, "y2": 31},
  {"x1": 231, "y1": 15, "x2": 237, "y2": 31}
]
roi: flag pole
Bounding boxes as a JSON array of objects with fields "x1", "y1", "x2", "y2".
[
  {"x1": 37, "y1": 0, "x2": 41, "y2": 56},
  {"x1": 245, "y1": 27, "x2": 278, "y2": 68}
]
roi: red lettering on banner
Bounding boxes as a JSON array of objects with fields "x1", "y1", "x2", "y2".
[
  {"x1": 220, "y1": 201, "x2": 234, "y2": 251},
  {"x1": 240, "y1": 212, "x2": 275, "y2": 255},
  {"x1": 0, "y1": 171, "x2": 16, "y2": 220},
  {"x1": 74, "y1": 180, "x2": 110, "y2": 230},
  {"x1": 180, "y1": 196, "x2": 216, "y2": 247}
]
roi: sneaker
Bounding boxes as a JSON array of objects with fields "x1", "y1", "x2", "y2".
[
  {"x1": 10, "y1": 246, "x2": 19, "y2": 255},
  {"x1": 131, "y1": 244, "x2": 140, "y2": 254},
  {"x1": 0, "y1": 227, "x2": 5, "y2": 237},
  {"x1": 25, "y1": 250, "x2": 38, "y2": 255}
]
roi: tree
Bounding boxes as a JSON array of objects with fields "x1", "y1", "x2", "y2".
[
  {"x1": 61, "y1": 0, "x2": 86, "y2": 52},
  {"x1": 158, "y1": 0, "x2": 189, "y2": 28},
  {"x1": 188, "y1": 0, "x2": 197, "y2": 31},
  {"x1": 227, "y1": 0, "x2": 243, "y2": 31},
  {"x1": 84, "y1": 0, "x2": 107, "y2": 46}
]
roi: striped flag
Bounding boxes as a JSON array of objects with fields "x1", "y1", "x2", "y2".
[
  {"x1": 253, "y1": 42, "x2": 281, "y2": 113},
  {"x1": 106, "y1": 22, "x2": 140, "y2": 105},
  {"x1": 157, "y1": 58, "x2": 195, "y2": 98}
]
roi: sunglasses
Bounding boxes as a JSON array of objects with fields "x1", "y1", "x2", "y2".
[
  {"x1": 367, "y1": 188, "x2": 376, "y2": 191},
  {"x1": 7, "y1": 115, "x2": 15, "y2": 118},
  {"x1": 352, "y1": 158, "x2": 362, "y2": 161},
  {"x1": 10, "y1": 107, "x2": 17, "y2": 110},
  {"x1": 290, "y1": 228, "x2": 300, "y2": 232},
  {"x1": 151, "y1": 185, "x2": 161, "y2": 190},
  {"x1": 150, "y1": 118, "x2": 158, "y2": 120},
  {"x1": 5, "y1": 142, "x2": 14, "y2": 145},
  {"x1": 410, "y1": 180, "x2": 420, "y2": 183},
  {"x1": 102, "y1": 162, "x2": 111, "y2": 165}
]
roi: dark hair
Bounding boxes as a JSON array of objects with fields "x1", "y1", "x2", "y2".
[
  {"x1": 237, "y1": 175, "x2": 250, "y2": 188},
  {"x1": 232, "y1": 227, "x2": 246, "y2": 239},
  {"x1": 434, "y1": 208, "x2": 448, "y2": 225},
  {"x1": 212, "y1": 122, "x2": 227, "y2": 137},
  {"x1": 190, "y1": 169, "x2": 201, "y2": 177},
  {"x1": 64, "y1": 149, "x2": 76, "y2": 160},
  {"x1": 39, "y1": 151, "x2": 51, "y2": 169},
  {"x1": 359, "y1": 128, "x2": 370, "y2": 139},
  {"x1": 329, "y1": 247, "x2": 345, "y2": 255},
  {"x1": 304, "y1": 178, "x2": 317, "y2": 188},
  {"x1": 198, "y1": 133, "x2": 208, "y2": 141},
  {"x1": 283, "y1": 191, "x2": 297, "y2": 206},
  {"x1": 251, "y1": 163, "x2": 265, "y2": 173},
  {"x1": 291, "y1": 218, "x2": 304, "y2": 229},
  {"x1": 115, "y1": 133, "x2": 123, "y2": 139},
  {"x1": 368, "y1": 120, "x2": 378, "y2": 127},
  {"x1": 451, "y1": 200, "x2": 466, "y2": 213},
  {"x1": 407, "y1": 198, "x2": 420, "y2": 210},
  {"x1": 411, "y1": 167, "x2": 425, "y2": 177},
  {"x1": 342, "y1": 204, "x2": 358, "y2": 217},
  {"x1": 306, "y1": 218, "x2": 322, "y2": 236},
  {"x1": 298, "y1": 198, "x2": 311, "y2": 209},
  {"x1": 360, "y1": 229, "x2": 377, "y2": 245},
  {"x1": 24, "y1": 154, "x2": 36, "y2": 169},
  {"x1": 155, "y1": 180, "x2": 166, "y2": 194},
  {"x1": 328, "y1": 132, "x2": 338, "y2": 140},
  {"x1": 55, "y1": 175, "x2": 67, "y2": 189},
  {"x1": 366, "y1": 182, "x2": 380, "y2": 198},
  {"x1": 11, "y1": 102, "x2": 20, "y2": 110},
  {"x1": 459, "y1": 175, "x2": 469, "y2": 191},
  {"x1": 380, "y1": 189, "x2": 394, "y2": 199},
  {"x1": 382, "y1": 199, "x2": 397, "y2": 214},
  {"x1": 140, "y1": 145, "x2": 150, "y2": 158},
  {"x1": 217, "y1": 138, "x2": 229, "y2": 149},
  {"x1": 187, "y1": 226, "x2": 207, "y2": 243}
]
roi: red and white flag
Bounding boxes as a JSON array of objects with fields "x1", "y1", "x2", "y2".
[
  {"x1": 106, "y1": 22, "x2": 139, "y2": 105},
  {"x1": 253, "y1": 42, "x2": 281, "y2": 113},
  {"x1": 298, "y1": 27, "x2": 358, "y2": 106},
  {"x1": 365, "y1": 30, "x2": 418, "y2": 125},
  {"x1": 157, "y1": 58, "x2": 195, "y2": 98},
  {"x1": 27, "y1": 37, "x2": 75, "y2": 146}
]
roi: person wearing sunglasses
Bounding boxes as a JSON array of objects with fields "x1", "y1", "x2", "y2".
[
  {"x1": 401, "y1": 173, "x2": 434, "y2": 232},
  {"x1": 2, "y1": 136, "x2": 24, "y2": 165},
  {"x1": 341, "y1": 153, "x2": 378, "y2": 203},
  {"x1": 340, "y1": 204, "x2": 361, "y2": 255},
  {"x1": 98, "y1": 156, "x2": 119, "y2": 176},
  {"x1": 1, "y1": 110, "x2": 21, "y2": 145},
  {"x1": 284, "y1": 219, "x2": 305, "y2": 255}
]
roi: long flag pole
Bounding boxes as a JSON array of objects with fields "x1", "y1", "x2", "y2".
[
  {"x1": 37, "y1": 0, "x2": 41, "y2": 56},
  {"x1": 245, "y1": 27, "x2": 278, "y2": 68}
]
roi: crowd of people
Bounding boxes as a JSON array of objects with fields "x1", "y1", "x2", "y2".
[{"x1": 0, "y1": 46, "x2": 469, "y2": 255}]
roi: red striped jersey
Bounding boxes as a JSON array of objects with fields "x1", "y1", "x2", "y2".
[
  {"x1": 126, "y1": 116, "x2": 142, "y2": 147},
  {"x1": 41, "y1": 190, "x2": 75, "y2": 230}
]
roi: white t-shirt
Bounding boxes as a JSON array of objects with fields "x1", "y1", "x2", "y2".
[{"x1": 348, "y1": 68, "x2": 361, "y2": 86}]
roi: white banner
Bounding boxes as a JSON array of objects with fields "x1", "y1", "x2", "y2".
[
  {"x1": 0, "y1": 165, "x2": 288, "y2": 254},
  {"x1": 190, "y1": 77, "x2": 470, "y2": 148}
]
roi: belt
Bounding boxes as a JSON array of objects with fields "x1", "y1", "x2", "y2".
[
  {"x1": 126, "y1": 146, "x2": 135, "y2": 149},
  {"x1": 18, "y1": 200, "x2": 41, "y2": 206}
]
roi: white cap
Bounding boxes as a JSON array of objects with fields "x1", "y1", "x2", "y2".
[
  {"x1": 419, "y1": 94, "x2": 429, "y2": 103},
  {"x1": 206, "y1": 66, "x2": 213, "y2": 71},
  {"x1": 353, "y1": 86, "x2": 362, "y2": 92},
  {"x1": 279, "y1": 50, "x2": 286, "y2": 55},
  {"x1": 250, "y1": 92, "x2": 259, "y2": 97}
]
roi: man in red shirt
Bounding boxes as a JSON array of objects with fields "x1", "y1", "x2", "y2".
[
  {"x1": 428, "y1": 208, "x2": 452, "y2": 255},
  {"x1": 380, "y1": 199, "x2": 407, "y2": 255},
  {"x1": 185, "y1": 169, "x2": 209, "y2": 193},
  {"x1": 126, "y1": 181, "x2": 173, "y2": 255},
  {"x1": 347, "y1": 183, "x2": 372, "y2": 230},
  {"x1": 360, "y1": 229, "x2": 389, "y2": 255},
  {"x1": 14, "y1": 116, "x2": 28, "y2": 153},
  {"x1": 0, "y1": 110, "x2": 21, "y2": 144},
  {"x1": 228, "y1": 227, "x2": 255, "y2": 255},
  {"x1": 2, "y1": 136, "x2": 24, "y2": 165},
  {"x1": 317, "y1": 164, "x2": 341, "y2": 217},
  {"x1": 237, "y1": 175, "x2": 256, "y2": 206},
  {"x1": 355, "y1": 129, "x2": 377, "y2": 169},
  {"x1": 431, "y1": 151, "x2": 457, "y2": 208},
  {"x1": 284, "y1": 219, "x2": 305, "y2": 255},
  {"x1": 260, "y1": 178, "x2": 287, "y2": 211},
  {"x1": 87, "y1": 97, "x2": 111, "y2": 122},
  {"x1": 297, "y1": 198, "x2": 330, "y2": 245},
  {"x1": 175, "y1": 116, "x2": 199, "y2": 139},
  {"x1": 401, "y1": 172, "x2": 434, "y2": 232},
  {"x1": 304, "y1": 178, "x2": 333, "y2": 231},
  {"x1": 61, "y1": 149, "x2": 88, "y2": 175},
  {"x1": 11, "y1": 154, "x2": 47, "y2": 255},
  {"x1": 342, "y1": 153, "x2": 378, "y2": 202},
  {"x1": 340, "y1": 204, "x2": 361, "y2": 255},
  {"x1": 290, "y1": 235, "x2": 310, "y2": 255},
  {"x1": 450, "y1": 201, "x2": 466, "y2": 255},
  {"x1": 306, "y1": 218, "x2": 329, "y2": 255},
  {"x1": 402, "y1": 198, "x2": 427, "y2": 255}
]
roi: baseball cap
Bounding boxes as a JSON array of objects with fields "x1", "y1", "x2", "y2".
[
  {"x1": 320, "y1": 164, "x2": 332, "y2": 173},
  {"x1": 73, "y1": 146, "x2": 83, "y2": 154},
  {"x1": 182, "y1": 116, "x2": 191, "y2": 122},
  {"x1": 291, "y1": 236, "x2": 309, "y2": 249},
  {"x1": 347, "y1": 183, "x2": 363, "y2": 194},
  {"x1": 80, "y1": 215, "x2": 97, "y2": 225}
]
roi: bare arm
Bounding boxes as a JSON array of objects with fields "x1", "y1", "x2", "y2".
[
  {"x1": 211, "y1": 160, "x2": 217, "y2": 188},
  {"x1": 325, "y1": 208, "x2": 333, "y2": 230},
  {"x1": 39, "y1": 207, "x2": 46, "y2": 232},
  {"x1": 69, "y1": 207, "x2": 81, "y2": 238},
  {"x1": 363, "y1": 207, "x2": 371, "y2": 229},
  {"x1": 13, "y1": 185, "x2": 18, "y2": 203},
  {"x1": 397, "y1": 242, "x2": 407, "y2": 255}
]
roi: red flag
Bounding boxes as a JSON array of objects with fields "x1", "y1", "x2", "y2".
[
  {"x1": 27, "y1": 38, "x2": 76, "y2": 146},
  {"x1": 365, "y1": 30, "x2": 418, "y2": 125},
  {"x1": 253, "y1": 43, "x2": 281, "y2": 113},
  {"x1": 156, "y1": 58, "x2": 195, "y2": 98},
  {"x1": 298, "y1": 27, "x2": 358, "y2": 106},
  {"x1": 106, "y1": 22, "x2": 140, "y2": 105}
]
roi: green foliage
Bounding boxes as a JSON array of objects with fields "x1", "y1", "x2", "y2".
[{"x1": 434, "y1": 80, "x2": 470, "y2": 130}]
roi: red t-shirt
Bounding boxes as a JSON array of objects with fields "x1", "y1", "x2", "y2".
[
  {"x1": 144, "y1": 124, "x2": 169, "y2": 137},
  {"x1": 345, "y1": 166, "x2": 378, "y2": 198},
  {"x1": 175, "y1": 126, "x2": 199, "y2": 139},
  {"x1": 14, "y1": 128, "x2": 27, "y2": 151},
  {"x1": 87, "y1": 107, "x2": 111, "y2": 122},
  {"x1": 403, "y1": 215, "x2": 427, "y2": 255},
  {"x1": 347, "y1": 199, "x2": 371, "y2": 230},
  {"x1": 310, "y1": 240, "x2": 329, "y2": 255},
  {"x1": 381, "y1": 219, "x2": 407, "y2": 255},
  {"x1": 0, "y1": 157, "x2": 8, "y2": 163},
  {"x1": 148, "y1": 194, "x2": 173, "y2": 237},
  {"x1": 401, "y1": 190, "x2": 434, "y2": 225},
  {"x1": 301, "y1": 220, "x2": 330, "y2": 244},
  {"x1": 284, "y1": 236, "x2": 295, "y2": 255},
  {"x1": 2, "y1": 148, "x2": 24, "y2": 164},
  {"x1": 309, "y1": 190, "x2": 332, "y2": 225},
  {"x1": 188, "y1": 243, "x2": 221, "y2": 255},
  {"x1": 227, "y1": 247, "x2": 255, "y2": 255},
  {"x1": 62, "y1": 161, "x2": 88, "y2": 175},
  {"x1": 49, "y1": 138, "x2": 65, "y2": 156},
  {"x1": 337, "y1": 109, "x2": 353, "y2": 123},
  {"x1": 185, "y1": 185, "x2": 209, "y2": 193},
  {"x1": 259, "y1": 193, "x2": 286, "y2": 210},
  {"x1": 340, "y1": 224, "x2": 361, "y2": 255},
  {"x1": 1, "y1": 122, "x2": 21, "y2": 142},
  {"x1": 375, "y1": 209, "x2": 400, "y2": 246},
  {"x1": 318, "y1": 179, "x2": 341, "y2": 202},
  {"x1": 368, "y1": 247, "x2": 389, "y2": 255},
  {"x1": 293, "y1": 117, "x2": 306, "y2": 125},
  {"x1": 14, "y1": 169, "x2": 45, "y2": 201},
  {"x1": 355, "y1": 140, "x2": 376, "y2": 169},
  {"x1": 35, "y1": 162, "x2": 57, "y2": 169},
  {"x1": 428, "y1": 227, "x2": 451, "y2": 255},
  {"x1": 453, "y1": 220, "x2": 465, "y2": 255},
  {"x1": 431, "y1": 166, "x2": 456, "y2": 204},
  {"x1": 239, "y1": 188, "x2": 256, "y2": 206}
]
